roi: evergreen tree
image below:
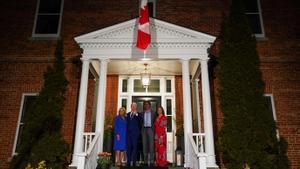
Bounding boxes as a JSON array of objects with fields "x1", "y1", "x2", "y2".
[
  {"x1": 217, "y1": 0, "x2": 289, "y2": 169},
  {"x1": 10, "y1": 40, "x2": 69, "y2": 169}
]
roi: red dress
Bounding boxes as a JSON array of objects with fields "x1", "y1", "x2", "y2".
[{"x1": 154, "y1": 115, "x2": 168, "y2": 167}]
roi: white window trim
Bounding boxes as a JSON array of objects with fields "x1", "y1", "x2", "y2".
[
  {"x1": 12, "y1": 93, "x2": 38, "y2": 156},
  {"x1": 264, "y1": 93, "x2": 280, "y2": 139},
  {"x1": 245, "y1": 0, "x2": 266, "y2": 38},
  {"x1": 118, "y1": 75, "x2": 175, "y2": 114},
  {"x1": 264, "y1": 94, "x2": 277, "y2": 121},
  {"x1": 31, "y1": 0, "x2": 64, "y2": 38}
]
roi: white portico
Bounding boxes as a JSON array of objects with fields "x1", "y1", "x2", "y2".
[{"x1": 71, "y1": 18, "x2": 218, "y2": 169}]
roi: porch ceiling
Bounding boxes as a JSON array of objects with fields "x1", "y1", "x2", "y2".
[{"x1": 91, "y1": 60, "x2": 200, "y2": 76}]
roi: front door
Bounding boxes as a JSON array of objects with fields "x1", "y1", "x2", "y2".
[
  {"x1": 132, "y1": 96, "x2": 161, "y2": 113},
  {"x1": 118, "y1": 76, "x2": 176, "y2": 163}
]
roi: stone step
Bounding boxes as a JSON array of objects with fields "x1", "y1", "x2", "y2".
[
  {"x1": 110, "y1": 166, "x2": 183, "y2": 169},
  {"x1": 110, "y1": 167, "x2": 183, "y2": 169},
  {"x1": 69, "y1": 165, "x2": 184, "y2": 169}
]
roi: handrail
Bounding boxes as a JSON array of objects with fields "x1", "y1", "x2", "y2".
[
  {"x1": 188, "y1": 133, "x2": 199, "y2": 155},
  {"x1": 85, "y1": 132, "x2": 100, "y2": 169},
  {"x1": 86, "y1": 132, "x2": 100, "y2": 155},
  {"x1": 192, "y1": 133, "x2": 205, "y2": 153},
  {"x1": 83, "y1": 132, "x2": 96, "y2": 153},
  {"x1": 77, "y1": 132, "x2": 99, "y2": 169},
  {"x1": 188, "y1": 133, "x2": 207, "y2": 169}
]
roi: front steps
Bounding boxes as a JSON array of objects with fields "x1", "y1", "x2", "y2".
[
  {"x1": 69, "y1": 165, "x2": 184, "y2": 169},
  {"x1": 111, "y1": 167, "x2": 183, "y2": 169}
]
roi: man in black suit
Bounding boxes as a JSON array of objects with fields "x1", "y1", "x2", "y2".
[{"x1": 126, "y1": 102, "x2": 141, "y2": 166}]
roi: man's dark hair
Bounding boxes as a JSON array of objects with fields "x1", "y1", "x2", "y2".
[{"x1": 143, "y1": 100, "x2": 151, "y2": 106}]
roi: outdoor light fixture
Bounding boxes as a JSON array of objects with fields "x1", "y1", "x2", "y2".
[{"x1": 141, "y1": 63, "x2": 151, "y2": 88}]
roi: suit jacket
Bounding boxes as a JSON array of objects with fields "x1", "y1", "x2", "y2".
[
  {"x1": 141, "y1": 110, "x2": 156, "y2": 130},
  {"x1": 126, "y1": 112, "x2": 141, "y2": 137}
]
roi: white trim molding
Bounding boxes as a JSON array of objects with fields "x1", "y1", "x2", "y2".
[{"x1": 74, "y1": 18, "x2": 216, "y2": 61}]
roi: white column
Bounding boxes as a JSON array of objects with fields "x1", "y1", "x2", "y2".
[
  {"x1": 194, "y1": 79, "x2": 202, "y2": 133},
  {"x1": 71, "y1": 58, "x2": 90, "y2": 166},
  {"x1": 181, "y1": 59, "x2": 193, "y2": 168},
  {"x1": 200, "y1": 58, "x2": 217, "y2": 167},
  {"x1": 95, "y1": 59, "x2": 108, "y2": 152}
]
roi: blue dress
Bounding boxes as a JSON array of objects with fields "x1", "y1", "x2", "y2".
[{"x1": 113, "y1": 115, "x2": 127, "y2": 150}]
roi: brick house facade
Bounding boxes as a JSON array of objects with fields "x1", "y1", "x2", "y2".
[{"x1": 0, "y1": 0, "x2": 299, "y2": 169}]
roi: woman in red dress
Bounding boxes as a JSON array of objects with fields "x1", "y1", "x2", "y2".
[{"x1": 154, "y1": 106, "x2": 168, "y2": 167}]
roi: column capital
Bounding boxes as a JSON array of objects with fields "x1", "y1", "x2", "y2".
[
  {"x1": 80, "y1": 58, "x2": 90, "y2": 62},
  {"x1": 180, "y1": 58, "x2": 190, "y2": 62},
  {"x1": 98, "y1": 58, "x2": 110, "y2": 63},
  {"x1": 200, "y1": 57, "x2": 210, "y2": 62}
]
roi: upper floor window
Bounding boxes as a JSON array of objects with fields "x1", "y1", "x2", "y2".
[
  {"x1": 264, "y1": 94, "x2": 279, "y2": 139},
  {"x1": 13, "y1": 93, "x2": 38, "y2": 154},
  {"x1": 148, "y1": 0, "x2": 156, "y2": 17},
  {"x1": 32, "y1": 0, "x2": 64, "y2": 38},
  {"x1": 244, "y1": 0, "x2": 265, "y2": 37}
]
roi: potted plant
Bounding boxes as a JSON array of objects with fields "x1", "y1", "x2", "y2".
[
  {"x1": 103, "y1": 114, "x2": 114, "y2": 153},
  {"x1": 25, "y1": 161, "x2": 50, "y2": 169},
  {"x1": 97, "y1": 152, "x2": 112, "y2": 169},
  {"x1": 175, "y1": 115, "x2": 184, "y2": 153}
]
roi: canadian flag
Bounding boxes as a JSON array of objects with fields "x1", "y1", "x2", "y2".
[{"x1": 136, "y1": 0, "x2": 151, "y2": 50}]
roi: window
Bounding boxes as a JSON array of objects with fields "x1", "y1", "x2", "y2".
[
  {"x1": 166, "y1": 99, "x2": 172, "y2": 132},
  {"x1": 13, "y1": 94, "x2": 38, "y2": 154},
  {"x1": 244, "y1": 0, "x2": 265, "y2": 37},
  {"x1": 264, "y1": 94, "x2": 279, "y2": 139},
  {"x1": 148, "y1": 0, "x2": 155, "y2": 17},
  {"x1": 166, "y1": 79, "x2": 172, "y2": 93},
  {"x1": 122, "y1": 79, "x2": 128, "y2": 93},
  {"x1": 134, "y1": 79, "x2": 146, "y2": 92},
  {"x1": 121, "y1": 98, "x2": 127, "y2": 109},
  {"x1": 148, "y1": 80, "x2": 160, "y2": 92},
  {"x1": 32, "y1": 0, "x2": 64, "y2": 38},
  {"x1": 133, "y1": 79, "x2": 160, "y2": 92}
]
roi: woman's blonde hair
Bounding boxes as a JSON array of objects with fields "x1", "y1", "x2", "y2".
[{"x1": 119, "y1": 107, "x2": 126, "y2": 115}]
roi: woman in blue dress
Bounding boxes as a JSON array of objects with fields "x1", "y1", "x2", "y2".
[{"x1": 113, "y1": 107, "x2": 127, "y2": 166}]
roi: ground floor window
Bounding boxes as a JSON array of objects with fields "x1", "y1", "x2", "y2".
[
  {"x1": 264, "y1": 94, "x2": 279, "y2": 139},
  {"x1": 12, "y1": 93, "x2": 38, "y2": 155}
]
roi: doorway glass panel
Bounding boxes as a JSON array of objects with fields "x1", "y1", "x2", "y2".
[
  {"x1": 148, "y1": 80, "x2": 160, "y2": 92},
  {"x1": 166, "y1": 99, "x2": 173, "y2": 132},
  {"x1": 133, "y1": 80, "x2": 146, "y2": 92},
  {"x1": 166, "y1": 79, "x2": 172, "y2": 93},
  {"x1": 132, "y1": 96, "x2": 161, "y2": 113},
  {"x1": 133, "y1": 79, "x2": 160, "y2": 92}
]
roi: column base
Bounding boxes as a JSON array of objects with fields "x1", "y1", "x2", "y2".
[
  {"x1": 206, "y1": 155, "x2": 218, "y2": 169},
  {"x1": 207, "y1": 166, "x2": 219, "y2": 169},
  {"x1": 69, "y1": 154, "x2": 78, "y2": 168}
]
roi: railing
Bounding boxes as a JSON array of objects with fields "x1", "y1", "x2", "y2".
[
  {"x1": 188, "y1": 133, "x2": 207, "y2": 169},
  {"x1": 83, "y1": 132, "x2": 96, "y2": 153},
  {"x1": 77, "y1": 132, "x2": 100, "y2": 169},
  {"x1": 192, "y1": 133, "x2": 205, "y2": 153}
]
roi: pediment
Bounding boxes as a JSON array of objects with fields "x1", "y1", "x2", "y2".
[{"x1": 75, "y1": 18, "x2": 215, "y2": 44}]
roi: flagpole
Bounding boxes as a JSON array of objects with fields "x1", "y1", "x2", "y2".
[{"x1": 143, "y1": 50, "x2": 146, "y2": 59}]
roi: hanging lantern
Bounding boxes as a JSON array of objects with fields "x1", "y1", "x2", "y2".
[{"x1": 140, "y1": 63, "x2": 151, "y2": 88}]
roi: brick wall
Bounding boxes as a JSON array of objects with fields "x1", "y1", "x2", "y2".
[{"x1": 0, "y1": 61, "x2": 80, "y2": 169}]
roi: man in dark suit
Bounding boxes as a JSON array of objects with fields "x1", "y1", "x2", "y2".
[
  {"x1": 141, "y1": 101, "x2": 156, "y2": 166},
  {"x1": 126, "y1": 102, "x2": 141, "y2": 166}
]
